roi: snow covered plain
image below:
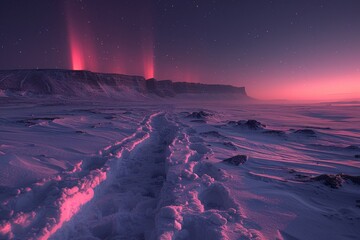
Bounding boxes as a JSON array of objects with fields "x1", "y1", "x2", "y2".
[{"x1": 0, "y1": 97, "x2": 359, "y2": 240}]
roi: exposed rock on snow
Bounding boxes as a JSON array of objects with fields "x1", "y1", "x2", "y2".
[
  {"x1": 222, "y1": 155, "x2": 248, "y2": 166},
  {"x1": 187, "y1": 111, "x2": 213, "y2": 119},
  {"x1": 190, "y1": 119, "x2": 207, "y2": 123},
  {"x1": 16, "y1": 117, "x2": 61, "y2": 127},
  {"x1": 262, "y1": 130, "x2": 286, "y2": 136},
  {"x1": 228, "y1": 119, "x2": 265, "y2": 130},
  {"x1": 242, "y1": 120, "x2": 266, "y2": 130},
  {"x1": 343, "y1": 175, "x2": 360, "y2": 185},
  {"x1": 222, "y1": 141, "x2": 237, "y2": 150},
  {"x1": 294, "y1": 129, "x2": 317, "y2": 136},
  {"x1": 310, "y1": 174, "x2": 360, "y2": 188},
  {"x1": 311, "y1": 174, "x2": 344, "y2": 188}
]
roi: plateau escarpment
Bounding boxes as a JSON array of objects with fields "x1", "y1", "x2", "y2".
[{"x1": 0, "y1": 69, "x2": 247, "y2": 98}]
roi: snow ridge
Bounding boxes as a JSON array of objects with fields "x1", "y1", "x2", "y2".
[
  {"x1": 154, "y1": 114, "x2": 264, "y2": 240},
  {"x1": 0, "y1": 112, "x2": 159, "y2": 240},
  {"x1": 48, "y1": 113, "x2": 177, "y2": 239},
  {"x1": 1, "y1": 103, "x2": 359, "y2": 239}
]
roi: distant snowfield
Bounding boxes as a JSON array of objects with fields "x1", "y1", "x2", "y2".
[{"x1": 0, "y1": 97, "x2": 359, "y2": 240}]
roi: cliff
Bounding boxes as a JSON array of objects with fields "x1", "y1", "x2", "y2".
[{"x1": 0, "y1": 69, "x2": 247, "y2": 98}]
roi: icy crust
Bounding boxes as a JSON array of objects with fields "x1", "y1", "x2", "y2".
[
  {"x1": 155, "y1": 115, "x2": 263, "y2": 240},
  {"x1": 1, "y1": 102, "x2": 360, "y2": 239},
  {"x1": 45, "y1": 113, "x2": 177, "y2": 240},
  {"x1": 154, "y1": 106, "x2": 360, "y2": 240},
  {"x1": 0, "y1": 112, "x2": 159, "y2": 240}
]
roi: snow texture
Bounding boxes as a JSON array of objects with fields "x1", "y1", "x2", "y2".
[{"x1": 1, "y1": 95, "x2": 360, "y2": 240}]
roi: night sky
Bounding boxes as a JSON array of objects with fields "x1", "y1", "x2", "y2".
[{"x1": 0, "y1": 0, "x2": 359, "y2": 100}]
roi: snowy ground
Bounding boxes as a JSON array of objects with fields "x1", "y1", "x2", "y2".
[{"x1": 0, "y1": 97, "x2": 359, "y2": 240}]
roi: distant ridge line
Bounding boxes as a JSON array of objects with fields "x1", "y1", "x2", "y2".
[{"x1": 0, "y1": 69, "x2": 247, "y2": 98}]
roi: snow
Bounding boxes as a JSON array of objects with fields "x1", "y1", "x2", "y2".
[{"x1": 1, "y1": 96, "x2": 360, "y2": 240}]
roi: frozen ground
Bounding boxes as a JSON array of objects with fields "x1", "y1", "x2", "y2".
[{"x1": 0, "y1": 97, "x2": 359, "y2": 240}]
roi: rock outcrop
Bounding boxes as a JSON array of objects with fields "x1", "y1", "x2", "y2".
[{"x1": 0, "y1": 69, "x2": 248, "y2": 98}]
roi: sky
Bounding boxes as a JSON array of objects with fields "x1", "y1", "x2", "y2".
[{"x1": 0, "y1": 0, "x2": 359, "y2": 101}]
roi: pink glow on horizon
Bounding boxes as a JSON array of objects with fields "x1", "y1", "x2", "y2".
[{"x1": 247, "y1": 72, "x2": 360, "y2": 101}]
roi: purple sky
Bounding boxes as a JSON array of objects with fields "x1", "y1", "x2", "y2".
[{"x1": 0, "y1": 0, "x2": 359, "y2": 100}]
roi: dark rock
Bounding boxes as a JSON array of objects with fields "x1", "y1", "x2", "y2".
[
  {"x1": 230, "y1": 119, "x2": 265, "y2": 130},
  {"x1": 311, "y1": 174, "x2": 343, "y2": 189},
  {"x1": 288, "y1": 169, "x2": 296, "y2": 174},
  {"x1": 31, "y1": 117, "x2": 59, "y2": 121},
  {"x1": 200, "y1": 131, "x2": 224, "y2": 138},
  {"x1": 263, "y1": 130, "x2": 286, "y2": 136},
  {"x1": 342, "y1": 175, "x2": 360, "y2": 185},
  {"x1": 243, "y1": 120, "x2": 265, "y2": 130},
  {"x1": 294, "y1": 129, "x2": 316, "y2": 136},
  {"x1": 16, "y1": 119, "x2": 36, "y2": 127},
  {"x1": 223, "y1": 141, "x2": 237, "y2": 150},
  {"x1": 295, "y1": 174, "x2": 308, "y2": 179},
  {"x1": 16, "y1": 117, "x2": 60, "y2": 126},
  {"x1": 187, "y1": 111, "x2": 212, "y2": 119},
  {"x1": 222, "y1": 155, "x2": 247, "y2": 166},
  {"x1": 310, "y1": 174, "x2": 360, "y2": 188},
  {"x1": 190, "y1": 119, "x2": 206, "y2": 123}
]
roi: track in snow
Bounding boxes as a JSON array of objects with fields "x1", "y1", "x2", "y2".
[{"x1": 51, "y1": 113, "x2": 177, "y2": 239}]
